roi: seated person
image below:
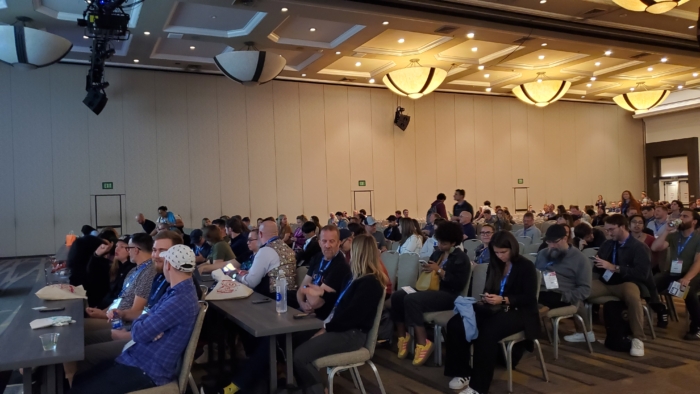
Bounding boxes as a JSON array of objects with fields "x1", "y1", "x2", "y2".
[
  {"x1": 566, "y1": 214, "x2": 657, "y2": 357},
  {"x1": 227, "y1": 217, "x2": 252, "y2": 263},
  {"x1": 364, "y1": 216, "x2": 387, "y2": 252},
  {"x1": 629, "y1": 215, "x2": 654, "y2": 249},
  {"x1": 443, "y1": 232, "x2": 539, "y2": 394},
  {"x1": 535, "y1": 225, "x2": 591, "y2": 309},
  {"x1": 295, "y1": 221, "x2": 321, "y2": 265},
  {"x1": 397, "y1": 218, "x2": 423, "y2": 254},
  {"x1": 493, "y1": 209, "x2": 512, "y2": 232},
  {"x1": 459, "y1": 211, "x2": 477, "y2": 241},
  {"x1": 572, "y1": 223, "x2": 606, "y2": 250},
  {"x1": 651, "y1": 209, "x2": 700, "y2": 338},
  {"x1": 422, "y1": 212, "x2": 440, "y2": 238},
  {"x1": 236, "y1": 230, "x2": 260, "y2": 270},
  {"x1": 197, "y1": 224, "x2": 236, "y2": 274},
  {"x1": 338, "y1": 228, "x2": 354, "y2": 262},
  {"x1": 92, "y1": 235, "x2": 135, "y2": 310},
  {"x1": 68, "y1": 226, "x2": 113, "y2": 287},
  {"x1": 190, "y1": 229, "x2": 211, "y2": 265},
  {"x1": 420, "y1": 219, "x2": 447, "y2": 260},
  {"x1": 474, "y1": 225, "x2": 495, "y2": 264},
  {"x1": 70, "y1": 245, "x2": 200, "y2": 394},
  {"x1": 591, "y1": 207, "x2": 608, "y2": 227},
  {"x1": 481, "y1": 209, "x2": 497, "y2": 226},
  {"x1": 144, "y1": 231, "x2": 184, "y2": 313},
  {"x1": 512, "y1": 212, "x2": 541, "y2": 244},
  {"x1": 383, "y1": 215, "x2": 401, "y2": 241},
  {"x1": 647, "y1": 204, "x2": 669, "y2": 237},
  {"x1": 391, "y1": 221, "x2": 470, "y2": 366},
  {"x1": 538, "y1": 225, "x2": 571, "y2": 252},
  {"x1": 84, "y1": 231, "x2": 120, "y2": 307}
]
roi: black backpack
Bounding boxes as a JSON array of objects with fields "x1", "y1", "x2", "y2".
[{"x1": 603, "y1": 300, "x2": 632, "y2": 352}]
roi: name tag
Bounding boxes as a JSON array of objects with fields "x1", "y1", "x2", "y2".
[
  {"x1": 671, "y1": 260, "x2": 683, "y2": 275},
  {"x1": 602, "y1": 269, "x2": 614, "y2": 282},
  {"x1": 543, "y1": 272, "x2": 559, "y2": 290}
]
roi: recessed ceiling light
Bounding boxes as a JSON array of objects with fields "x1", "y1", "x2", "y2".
[
  {"x1": 484, "y1": 74, "x2": 490, "y2": 78},
  {"x1": 485, "y1": 88, "x2": 492, "y2": 92},
  {"x1": 661, "y1": 57, "x2": 668, "y2": 62},
  {"x1": 83, "y1": 35, "x2": 89, "y2": 39},
  {"x1": 355, "y1": 61, "x2": 361, "y2": 67},
  {"x1": 335, "y1": 51, "x2": 341, "y2": 55},
  {"x1": 690, "y1": 25, "x2": 695, "y2": 29},
  {"x1": 382, "y1": 21, "x2": 389, "y2": 25},
  {"x1": 694, "y1": 73, "x2": 699, "y2": 77},
  {"x1": 586, "y1": 83, "x2": 592, "y2": 87},
  {"x1": 369, "y1": 78, "x2": 375, "y2": 83},
  {"x1": 471, "y1": 47, "x2": 478, "y2": 52},
  {"x1": 630, "y1": 87, "x2": 635, "y2": 91},
  {"x1": 590, "y1": 77, "x2": 597, "y2": 81},
  {"x1": 537, "y1": 78, "x2": 543, "y2": 83},
  {"x1": 678, "y1": 85, "x2": 684, "y2": 89},
  {"x1": 540, "y1": 0, "x2": 547, "y2": 3},
  {"x1": 309, "y1": 28, "x2": 316, "y2": 32},
  {"x1": 133, "y1": 59, "x2": 139, "y2": 63},
  {"x1": 581, "y1": 96, "x2": 585, "y2": 98},
  {"x1": 190, "y1": 46, "x2": 195, "y2": 50},
  {"x1": 281, "y1": 7, "x2": 288, "y2": 12},
  {"x1": 144, "y1": 31, "x2": 150, "y2": 36},
  {"x1": 466, "y1": 33, "x2": 475, "y2": 39},
  {"x1": 541, "y1": 43, "x2": 547, "y2": 46},
  {"x1": 212, "y1": 16, "x2": 216, "y2": 19},
  {"x1": 604, "y1": 50, "x2": 612, "y2": 56},
  {"x1": 538, "y1": 55, "x2": 545, "y2": 60},
  {"x1": 398, "y1": 38, "x2": 405, "y2": 43},
  {"x1": 301, "y1": 73, "x2": 306, "y2": 77},
  {"x1": 647, "y1": 67, "x2": 653, "y2": 71},
  {"x1": 594, "y1": 62, "x2": 601, "y2": 66},
  {"x1": 477, "y1": 65, "x2": 484, "y2": 70}
]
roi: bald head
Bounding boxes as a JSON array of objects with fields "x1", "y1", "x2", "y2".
[
  {"x1": 459, "y1": 211, "x2": 472, "y2": 225},
  {"x1": 259, "y1": 220, "x2": 278, "y2": 244},
  {"x1": 136, "y1": 213, "x2": 145, "y2": 224}
]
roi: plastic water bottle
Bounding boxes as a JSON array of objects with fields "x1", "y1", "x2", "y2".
[
  {"x1": 111, "y1": 311, "x2": 123, "y2": 330},
  {"x1": 276, "y1": 277, "x2": 288, "y2": 314}
]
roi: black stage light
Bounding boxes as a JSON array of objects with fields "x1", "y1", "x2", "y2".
[
  {"x1": 83, "y1": 88, "x2": 108, "y2": 115},
  {"x1": 394, "y1": 106, "x2": 410, "y2": 131}
]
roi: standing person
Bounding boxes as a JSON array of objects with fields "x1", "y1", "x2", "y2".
[
  {"x1": 651, "y1": 209, "x2": 700, "y2": 337},
  {"x1": 392, "y1": 221, "x2": 470, "y2": 366},
  {"x1": 335, "y1": 212, "x2": 349, "y2": 229},
  {"x1": 443, "y1": 231, "x2": 539, "y2": 394},
  {"x1": 459, "y1": 211, "x2": 477, "y2": 241},
  {"x1": 156, "y1": 206, "x2": 178, "y2": 230},
  {"x1": 474, "y1": 224, "x2": 495, "y2": 265},
  {"x1": 327, "y1": 213, "x2": 337, "y2": 226},
  {"x1": 135, "y1": 214, "x2": 156, "y2": 236},
  {"x1": 277, "y1": 214, "x2": 293, "y2": 246},
  {"x1": 640, "y1": 192, "x2": 651, "y2": 206},
  {"x1": 620, "y1": 190, "x2": 641, "y2": 217},
  {"x1": 453, "y1": 189, "x2": 474, "y2": 219},
  {"x1": 647, "y1": 204, "x2": 669, "y2": 237},
  {"x1": 292, "y1": 215, "x2": 308, "y2": 252},
  {"x1": 595, "y1": 195, "x2": 606, "y2": 212},
  {"x1": 426, "y1": 193, "x2": 449, "y2": 223}
]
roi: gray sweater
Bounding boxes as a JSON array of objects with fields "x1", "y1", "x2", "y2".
[{"x1": 534, "y1": 246, "x2": 591, "y2": 305}]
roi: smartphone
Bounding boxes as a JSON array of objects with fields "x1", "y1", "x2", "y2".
[
  {"x1": 39, "y1": 307, "x2": 65, "y2": 312},
  {"x1": 222, "y1": 263, "x2": 236, "y2": 274},
  {"x1": 251, "y1": 298, "x2": 271, "y2": 304},
  {"x1": 478, "y1": 294, "x2": 485, "y2": 299},
  {"x1": 293, "y1": 313, "x2": 316, "y2": 319},
  {"x1": 589, "y1": 256, "x2": 597, "y2": 260}
]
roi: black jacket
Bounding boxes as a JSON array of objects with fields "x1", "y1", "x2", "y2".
[
  {"x1": 326, "y1": 275, "x2": 385, "y2": 333},
  {"x1": 430, "y1": 248, "x2": 471, "y2": 295},
  {"x1": 485, "y1": 255, "x2": 540, "y2": 340},
  {"x1": 67, "y1": 236, "x2": 104, "y2": 287},
  {"x1": 85, "y1": 254, "x2": 111, "y2": 307},
  {"x1": 594, "y1": 235, "x2": 658, "y2": 302},
  {"x1": 296, "y1": 236, "x2": 321, "y2": 266},
  {"x1": 384, "y1": 226, "x2": 401, "y2": 242}
]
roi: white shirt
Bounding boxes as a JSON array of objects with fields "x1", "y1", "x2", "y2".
[
  {"x1": 398, "y1": 234, "x2": 423, "y2": 255},
  {"x1": 238, "y1": 247, "x2": 279, "y2": 289},
  {"x1": 420, "y1": 237, "x2": 437, "y2": 260}
]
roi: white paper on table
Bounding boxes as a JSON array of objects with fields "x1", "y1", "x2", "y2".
[{"x1": 30, "y1": 316, "x2": 73, "y2": 329}]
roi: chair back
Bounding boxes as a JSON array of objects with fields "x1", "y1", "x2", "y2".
[
  {"x1": 365, "y1": 294, "x2": 387, "y2": 358},
  {"x1": 199, "y1": 285, "x2": 209, "y2": 301},
  {"x1": 391, "y1": 242, "x2": 400, "y2": 252},
  {"x1": 511, "y1": 224, "x2": 524, "y2": 233},
  {"x1": 524, "y1": 243, "x2": 541, "y2": 255},
  {"x1": 460, "y1": 265, "x2": 474, "y2": 297},
  {"x1": 296, "y1": 266, "x2": 308, "y2": 288},
  {"x1": 396, "y1": 253, "x2": 420, "y2": 289},
  {"x1": 462, "y1": 239, "x2": 483, "y2": 253},
  {"x1": 470, "y1": 263, "x2": 489, "y2": 298},
  {"x1": 518, "y1": 236, "x2": 533, "y2": 246},
  {"x1": 518, "y1": 242, "x2": 526, "y2": 255},
  {"x1": 581, "y1": 248, "x2": 598, "y2": 259},
  {"x1": 540, "y1": 221, "x2": 555, "y2": 235},
  {"x1": 535, "y1": 269, "x2": 542, "y2": 301},
  {"x1": 177, "y1": 301, "x2": 208, "y2": 393},
  {"x1": 381, "y1": 251, "x2": 399, "y2": 291}
]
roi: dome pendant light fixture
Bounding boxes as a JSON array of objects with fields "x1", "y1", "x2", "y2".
[
  {"x1": 612, "y1": 0, "x2": 690, "y2": 15},
  {"x1": 0, "y1": 18, "x2": 72, "y2": 70},
  {"x1": 382, "y1": 59, "x2": 447, "y2": 99},
  {"x1": 214, "y1": 41, "x2": 286, "y2": 86},
  {"x1": 511, "y1": 72, "x2": 570, "y2": 107},
  {"x1": 613, "y1": 82, "x2": 670, "y2": 112}
]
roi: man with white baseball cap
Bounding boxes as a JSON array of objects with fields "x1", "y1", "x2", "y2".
[
  {"x1": 71, "y1": 244, "x2": 200, "y2": 393},
  {"x1": 363, "y1": 216, "x2": 387, "y2": 251}
]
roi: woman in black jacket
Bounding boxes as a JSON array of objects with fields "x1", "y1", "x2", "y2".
[
  {"x1": 97, "y1": 235, "x2": 135, "y2": 309},
  {"x1": 444, "y1": 231, "x2": 540, "y2": 394},
  {"x1": 391, "y1": 221, "x2": 471, "y2": 366}
]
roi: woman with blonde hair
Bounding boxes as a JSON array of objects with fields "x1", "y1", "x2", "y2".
[
  {"x1": 277, "y1": 214, "x2": 293, "y2": 246},
  {"x1": 292, "y1": 234, "x2": 387, "y2": 394},
  {"x1": 398, "y1": 217, "x2": 423, "y2": 254}
]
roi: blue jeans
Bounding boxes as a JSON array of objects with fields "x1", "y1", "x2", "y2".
[{"x1": 70, "y1": 361, "x2": 155, "y2": 394}]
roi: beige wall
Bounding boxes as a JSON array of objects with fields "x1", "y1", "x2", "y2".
[
  {"x1": 645, "y1": 108, "x2": 700, "y2": 162},
  {"x1": 0, "y1": 63, "x2": 644, "y2": 257}
]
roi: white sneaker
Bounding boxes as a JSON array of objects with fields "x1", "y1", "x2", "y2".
[
  {"x1": 458, "y1": 387, "x2": 479, "y2": 394},
  {"x1": 630, "y1": 338, "x2": 644, "y2": 357},
  {"x1": 563, "y1": 331, "x2": 595, "y2": 343},
  {"x1": 449, "y1": 377, "x2": 469, "y2": 390}
]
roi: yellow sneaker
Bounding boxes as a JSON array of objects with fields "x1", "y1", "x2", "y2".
[
  {"x1": 412, "y1": 339, "x2": 434, "y2": 366},
  {"x1": 397, "y1": 333, "x2": 411, "y2": 359},
  {"x1": 223, "y1": 383, "x2": 240, "y2": 394}
]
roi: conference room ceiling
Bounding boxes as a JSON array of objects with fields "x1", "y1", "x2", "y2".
[{"x1": 2, "y1": 0, "x2": 700, "y2": 103}]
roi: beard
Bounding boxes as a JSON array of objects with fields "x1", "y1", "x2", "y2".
[
  {"x1": 547, "y1": 246, "x2": 567, "y2": 261},
  {"x1": 678, "y1": 221, "x2": 691, "y2": 231}
]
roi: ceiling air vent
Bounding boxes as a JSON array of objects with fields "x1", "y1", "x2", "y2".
[
  {"x1": 512, "y1": 36, "x2": 536, "y2": 45},
  {"x1": 340, "y1": 77, "x2": 356, "y2": 82},
  {"x1": 434, "y1": 25, "x2": 458, "y2": 35},
  {"x1": 631, "y1": 52, "x2": 652, "y2": 59},
  {"x1": 167, "y1": 33, "x2": 183, "y2": 39}
]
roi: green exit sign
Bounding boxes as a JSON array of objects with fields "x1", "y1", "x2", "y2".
[
  {"x1": 358, "y1": 180, "x2": 366, "y2": 187},
  {"x1": 102, "y1": 182, "x2": 113, "y2": 190},
  {"x1": 517, "y1": 179, "x2": 524, "y2": 184}
]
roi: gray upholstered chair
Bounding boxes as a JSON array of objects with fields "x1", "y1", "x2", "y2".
[
  {"x1": 296, "y1": 266, "x2": 308, "y2": 288},
  {"x1": 395, "y1": 253, "x2": 420, "y2": 289},
  {"x1": 311, "y1": 295, "x2": 387, "y2": 394},
  {"x1": 380, "y1": 251, "x2": 399, "y2": 291},
  {"x1": 542, "y1": 304, "x2": 591, "y2": 359},
  {"x1": 129, "y1": 301, "x2": 209, "y2": 394}
]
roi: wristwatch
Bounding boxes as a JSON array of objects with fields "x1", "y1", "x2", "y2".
[{"x1": 437, "y1": 268, "x2": 443, "y2": 275}]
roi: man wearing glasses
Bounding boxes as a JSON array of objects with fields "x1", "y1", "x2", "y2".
[
  {"x1": 565, "y1": 214, "x2": 657, "y2": 357},
  {"x1": 513, "y1": 212, "x2": 542, "y2": 245},
  {"x1": 474, "y1": 225, "x2": 495, "y2": 264}
]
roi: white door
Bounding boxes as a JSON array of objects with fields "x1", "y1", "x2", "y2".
[
  {"x1": 353, "y1": 191, "x2": 373, "y2": 216},
  {"x1": 679, "y1": 180, "x2": 690, "y2": 205},
  {"x1": 514, "y1": 188, "x2": 529, "y2": 211}
]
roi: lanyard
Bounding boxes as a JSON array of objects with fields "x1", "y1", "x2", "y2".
[
  {"x1": 334, "y1": 280, "x2": 353, "y2": 308},
  {"x1": 678, "y1": 233, "x2": 693, "y2": 255},
  {"x1": 314, "y1": 258, "x2": 332, "y2": 285},
  {"x1": 149, "y1": 276, "x2": 168, "y2": 306},
  {"x1": 523, "y1": 227, "x2": 527, "y2": 236},
  {"x1": 499, "y1": 265, "x2": 511, "y2": 296},
  {"x1": 478, "y1": 248, "x2": 488, "y2": 264},
  {"x1": 119, "y1": 261, "x2": 149, "y2": 297},
  {"x1": 612, "y1": 236, "x2": 629, "y2": 265},
  {"x1": 655, "y1": 221, "x2": 665, "y2": 232},
  {"x1": 263, "y1": 236, "x2": 279, "y2": 247}
]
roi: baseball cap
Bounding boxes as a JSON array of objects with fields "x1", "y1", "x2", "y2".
[
  {"x1": 363, "y1": 216, "x2": 377, "y2": 226},
  {"x1": 190, "y1": 229, "x2": 203, "y2": 243},
  {"x1": 339, "y1": 229, "x2": 352, "y2": 242},
  {"x1": 118, "y1": 234, "x2": 131, "y2": 244},
  {"x1": 161, "y1": 244, "x2": 196, "y2": 273},
  {"x1": 544, "y1": 224, "x2": 568, "y2": 243}
]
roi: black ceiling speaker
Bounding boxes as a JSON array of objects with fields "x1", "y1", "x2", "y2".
[
  {"x1": 83, "y1": 88, "x2": 108, "y2": 115},
  {"x1": 394, "y1": 106, "x2": 410, "y2": 131}
]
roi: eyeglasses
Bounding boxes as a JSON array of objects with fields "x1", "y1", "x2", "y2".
[
  {"x1": 247, "y1": 238, "x2": 258, "y2": 243},
  {"x1": 480, "y1": 232, "x2": 494, "y2": 236},
  {"x1": 125, "y1": 246, "x2": 141, "y2": 251}
]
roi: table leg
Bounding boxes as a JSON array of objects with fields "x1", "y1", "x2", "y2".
[
  {"x1": 22, "y1": 367, "x2": 32, "y2": 394},
  {"x1": 269, "y1": 336, "x2": 277, "y2": 393},
  {"x1": 285, "y1": 333, "x2": 293, "y2": 388},
  {"x1": 57, "y1": 364, "x2": 64, "y2": 394},
  {"x1": 47, "y1": 364, "x2": 56, "y2": 394}
]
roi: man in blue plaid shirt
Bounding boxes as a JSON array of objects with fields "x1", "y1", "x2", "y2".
[{"x1": 71, "y1": 245, "x2": 200, "y2": 393}]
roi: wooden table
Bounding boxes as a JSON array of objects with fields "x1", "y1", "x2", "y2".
[
  {"x1": 196, "y1": 272, "x2": 323, "y2": 393},
  {"x1": 0, "y1": 263, "x2": 85, "y2": 394}
]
